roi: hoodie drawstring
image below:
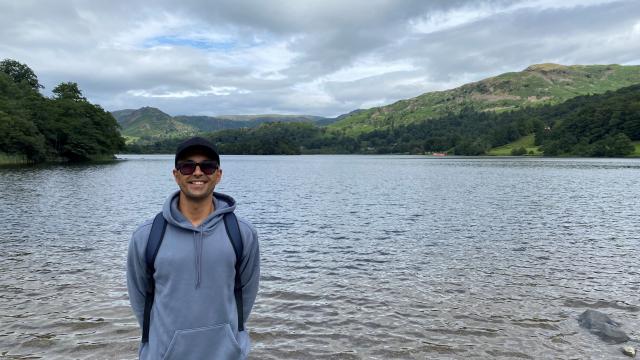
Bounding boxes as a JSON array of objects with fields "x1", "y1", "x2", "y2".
[{"x1": 193, "y1": 226, "x2": 203, "y2": 289}]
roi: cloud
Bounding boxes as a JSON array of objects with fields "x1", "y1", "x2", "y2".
[
  {"x1": 128, "y1": 86, "x2": 250, "y2": 98},
  {"x1": 0, "y1": 0, "x2": 638, "y2": 117}
]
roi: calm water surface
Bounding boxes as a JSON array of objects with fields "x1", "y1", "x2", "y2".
[{"x1": 0, "y1": 155, "x2": 639, "y2": 359}]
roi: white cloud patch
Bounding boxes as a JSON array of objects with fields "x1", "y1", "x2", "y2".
[
  {"x1": 409, "y1": 4, "x2": 500, "y2": 35},
  {"x1": 409, "y1": 0, "x2": 628, "y2": 36},
  {"x1": 325, "y1": 57, "x2": 417, "y2": 82},
  {"x1": 128, "y1": 86, "x2": 250, "y2": 98}
]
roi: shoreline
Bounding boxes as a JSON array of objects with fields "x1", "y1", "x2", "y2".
[
  {"x1": 4, "y1": 152, "x2": 640, "y2": 166},
  {"x1": 0, "y1": 153, "x2": 32, "y2": 166},
  {"x1": 0, "y1": 153, "x2": 119, "y2": 166}
]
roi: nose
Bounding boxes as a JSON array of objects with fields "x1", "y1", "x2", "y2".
[{"x1": 192, "y1": 164, "x2": 204, "y2": 175}]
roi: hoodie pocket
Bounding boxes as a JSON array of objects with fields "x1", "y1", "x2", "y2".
[{"x1": 162, "y1": 323, "x2": 242, "y2": 360}]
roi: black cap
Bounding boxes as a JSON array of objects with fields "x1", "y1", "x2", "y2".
[{"x1": 175, "y1": 137, "x2": 220, "y2": 167}]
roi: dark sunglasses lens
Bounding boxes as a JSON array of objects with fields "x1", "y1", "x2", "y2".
[
  {"x1": 199, "y1": 161, "x2": 218, "y2": 174},
  {"x1": 178, "y1": 161, "x2": 217, "y2": 175},
  {"x1": 178, "y1": 162, "x2": 197, "y2": 175}
]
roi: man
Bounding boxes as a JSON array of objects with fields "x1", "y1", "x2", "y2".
[{"x1": 127, "y1": 137, "x2": 260, "y2": 360}]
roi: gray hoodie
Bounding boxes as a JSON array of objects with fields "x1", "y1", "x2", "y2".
[{"x1": 127, "y1": 191, "x2": 260, "y2": 360}]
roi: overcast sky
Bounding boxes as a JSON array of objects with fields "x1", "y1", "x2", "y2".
[{"x1": 1, "y1": 0, "x2": 639, "y2": 117}]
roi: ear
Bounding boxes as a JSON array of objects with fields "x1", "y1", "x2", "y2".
[
  {"x1": 214, "y1": 168, "x2": 223, "y2": 185},
  {"x1": 172, "y1": 168, "x2": 180, "y2": 184}
]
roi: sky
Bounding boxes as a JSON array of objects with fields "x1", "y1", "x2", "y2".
[{"x1": 1, "y1": 0, "x2": 639, "y2": 117}]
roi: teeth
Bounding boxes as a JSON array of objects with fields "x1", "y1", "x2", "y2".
[{"x1": 192, "y1": 181, "x2": 204, "y2": 185}]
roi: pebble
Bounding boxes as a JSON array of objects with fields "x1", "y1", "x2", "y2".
[{"x1": 622, "y1": 346, "x2": 636, "y2": 357}]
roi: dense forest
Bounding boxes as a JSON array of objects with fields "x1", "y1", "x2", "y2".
[
  {"x1": 128, "y1": 84, "x2": 640, "y2": 157},
  {"x1": 0, "y1": 59, "x2": 124, "y2": 163}
]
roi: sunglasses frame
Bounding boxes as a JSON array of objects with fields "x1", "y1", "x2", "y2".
[{"x1": 176, "y1": 160, "x2": 219, "y2": 175}]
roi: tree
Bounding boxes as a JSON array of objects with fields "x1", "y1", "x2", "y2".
[
  {"x1": 0, "y1": 60, "x2": 124, "y2": 162},
  {"x1": 0, "y1": 59, "x2": 43, "y2": 90},
  {"x1": 0, "y1": 112, "x2": 47, "y2": 161},
  {"x1": 589, "y1": 133, "x2": 635, "y2": 157},
  {"x1": 52, "y1": 82, "x2": 86, "y2": 101},
  {"x1": 511, "y1": 146, "x2": 527, "y2": 156}
]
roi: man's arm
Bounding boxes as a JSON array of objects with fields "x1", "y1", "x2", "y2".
[
  {"x1": 126, "y1": 223, "x2": 151, "y2": 327},
  {"x1": 238, "y1": 219, "x2": 260, "y2": 325}
]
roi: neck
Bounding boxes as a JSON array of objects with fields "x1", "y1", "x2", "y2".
[{"x1": 178, "y1": 193, "x2": 215, "y2": 227}]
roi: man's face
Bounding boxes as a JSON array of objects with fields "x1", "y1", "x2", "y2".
[{"x1": 173, "y1": 153, "x2": 222, "y2": 201}]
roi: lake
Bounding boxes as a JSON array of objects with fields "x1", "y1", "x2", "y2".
[{"x1": 0, "y1": 155, "x2": 638, "y2": 359}]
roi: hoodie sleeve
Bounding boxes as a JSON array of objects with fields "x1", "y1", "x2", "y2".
[
  {"x1": 238, "y1": 218, "x2": 260, "y2": 324},
  {"x1": 126, "y1": 221, "x2": 152, "y2": 327}
]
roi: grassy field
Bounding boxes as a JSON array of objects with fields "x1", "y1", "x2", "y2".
[
  {"x1": 487, "y1": 134, "x2": 542, "y2": 156},
  {"x1": 0, "y1": 153, "x2": 31, "y2": 165},
  {"x1": 123, "y1": 135, "x2": 141, "y2": 144}
]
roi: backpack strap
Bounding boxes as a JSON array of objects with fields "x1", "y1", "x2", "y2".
[
  {"x1": 223, "y1": 212, "x2": 245, "y2": 332},
  {"x1": 142, "y1": 212, "x2": 167, "y2": 343}
]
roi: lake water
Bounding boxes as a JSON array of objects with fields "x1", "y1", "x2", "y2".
[{"x1": 0, "y1": 155, "x2": 638, "y2": 359}]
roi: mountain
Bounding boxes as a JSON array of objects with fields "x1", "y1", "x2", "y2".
[
  {"x1": 112, "y1": 107, "x2": 197, "y2": 140},
  {"x1": 116, "y1": 63, "x2": 640, "y2": 147},
  {"x1": 330, "y1": 63, "x2": 640, "y2": 134},
  {"x1": 175, "y1": 114, "x2": 329, "y2": 132},
  {"x1": 113, "y1": 107, "x2": 335, "y2": 143},
  {"x1": 125, "y1": 83, "x2": 640, "y2": 157},
  {"x1": 349, "y1": 83, "x2": 640, "y2": 156}
]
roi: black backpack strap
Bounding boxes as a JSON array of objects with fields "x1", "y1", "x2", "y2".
[
  {"x1": 223, "y1": 212, "x2": 245, "y2": 332},
  {"x1": 142, "y1": 212, "x2": 167, "y2": 343}
]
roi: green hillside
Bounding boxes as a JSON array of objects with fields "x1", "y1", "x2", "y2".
[
  {"x1": 487, "y1": 135, "x2": 542, "y2": 156},
  {"x1": 113, "y1": 107, "x2": 335, "y2": 144},
  {"x1": 113, "y1": 107, "x2": 197, "y2": 141},
  {"x1": 175, "y1": 114, "x2": 329, "y2": 132},
  {"x1": 213, "y1": 114, "x2": 326, "y2": 122},
  {"x1": 350, "y1": 83, "x2": 640, "y2": 156},
  {"x1": 330, "y1": 63, "x2": 640, "y2": 134},
  {"x1": 129, "y1": 83, "x2": 640, "y2": 157}
]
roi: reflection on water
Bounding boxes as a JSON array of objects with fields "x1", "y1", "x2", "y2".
[{"x1": 0, "y1": 155, "x2": 639, "y2": 359}]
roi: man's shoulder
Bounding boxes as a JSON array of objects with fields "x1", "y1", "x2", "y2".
[
  {"x1": 131, "y1": 217, "x2": 156, "y2": 243},
  {"x1": 234, "y1": 215, "x2": 258, "y2": 243},
  {"x1": 134, "y1": 217, "x2": 155, "y2": 233},
  {"x1": 235, "y1": 215, "x2": 255, "y2": 231}
]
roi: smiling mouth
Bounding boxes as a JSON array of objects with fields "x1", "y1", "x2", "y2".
[{"x1": 189, "y1": 180, "x2": 207, "y2": 185}]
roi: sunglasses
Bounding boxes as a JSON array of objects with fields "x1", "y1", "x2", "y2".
[{"x1": 176, "y1": 160, "x2": 219, "y2": 175}]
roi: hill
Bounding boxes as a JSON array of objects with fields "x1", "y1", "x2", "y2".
[
  {"x1": 330, "y1": 63, "x2": 640, "y2": 134},
  {"x1": 112, "y1": 107, "x2": 196, "y2": 140},
  {"x1": 127, "y1": 83, "x2": 640, "y2": 157},
  {"x1": 350, "y1": 83, "x2": 640, "y2": 156},
  {"x1": 113, "y1": 107, "x2": 336, "y2": 143}
]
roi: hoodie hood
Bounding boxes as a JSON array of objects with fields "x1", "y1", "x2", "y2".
[
  {"x1": 161, "y1": 190, "x2": 236, "y2": 288},
  {"x1": 162, "y1": 190, "x2": 236, "y2": 231}
]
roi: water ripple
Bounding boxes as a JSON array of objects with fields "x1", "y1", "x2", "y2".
[{"x1": 0, "y1": 155, "x2": 639, "y2": 359}]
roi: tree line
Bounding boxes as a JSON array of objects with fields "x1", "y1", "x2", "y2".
[
  {"x1": 0, "y1": 59, "x2": 124, "y2": 162},
  {"x1": 128, "y1": 84, "x2": 639, "y2": 157}
]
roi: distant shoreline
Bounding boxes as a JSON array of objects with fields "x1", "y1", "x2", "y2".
[
  {"x1": 4, "y1": 152, "x2": 640, "y2": 167},
  {"x1": 0, "y1": 153, "x2": 119, "y2": 166}
]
